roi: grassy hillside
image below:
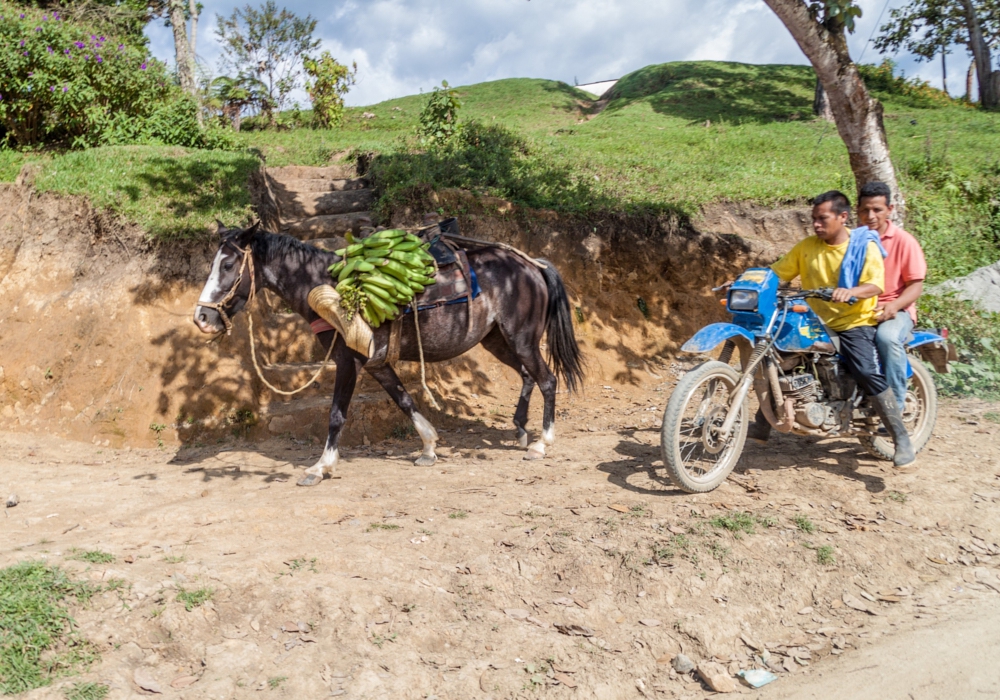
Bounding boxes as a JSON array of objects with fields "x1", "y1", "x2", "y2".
[{"x1": 2, "y1": 61, "x2": 999, "y2": 280}]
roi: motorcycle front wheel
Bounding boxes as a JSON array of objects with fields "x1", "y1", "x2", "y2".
[{"x1": 660, "y1": 361, "x2": 748, "y2": 493}]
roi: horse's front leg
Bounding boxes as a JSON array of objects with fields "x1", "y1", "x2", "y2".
[
  {"x1": 366, "y1": 364, "x2": 439, "y2": 466},
  {"x1": 298, "y1": 341, "x2": 362, "y2": 487}
]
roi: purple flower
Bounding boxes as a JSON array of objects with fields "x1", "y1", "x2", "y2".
[
  {"x1": 43, "y1": 15, "x2": 47, "y2": 21},
  {"x1": 54, "y1": 13, "x2": 60, "y2": 20},
  {"x1": 20, "y1": 13, "x2": 25, "y2": 18},
  {"x1": 99, "y1": 36, "x2": 105, "y2": 42},
  {"x1": 140, "y1": 62, "x2": 147, "y2": 70},
  {"x1": 118, "y1": 44, "x2": 124, "y2": 51},
  {"x1": 19, "y1": 39, "x2": 24, "y2": 47},
  {"x1": 50, "y1": 86, "x2": 55, "y2": 91},
  {"x1": 84, "y1": 55, "x2": 89, "y2": 60},
  {"x1": 96, "y1": 55, "x2": 102, "y2": 63},
  {"x1": 63, "y1": 86, "x2": 67, "y2": 92},
  {"x1": 64, "y1": 48, "x2": 70, "y2": 54},
  {"x1": 74, "y1": 41, "x2": 85, "y2": 49},
  {"x1": 47, "y1": 46, "x2": 53, "y2": 53},
  {"x1": 27, "y1": 72, "x2": 33, "y2": 77},
  {"x1": 22, "y1": 51, "x2": 28, "y2": 56},
  {"x1": 35, "y1": 26, "x2": 42, "y2": 31}
]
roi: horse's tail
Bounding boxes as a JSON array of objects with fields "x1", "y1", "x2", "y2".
[{"x1": 538, "y1": 259, "x2": 585, "y2": 393}]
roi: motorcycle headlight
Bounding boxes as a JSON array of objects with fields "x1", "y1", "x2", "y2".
[{"x1": 728, "y1": 289, "x2": 759, "y2": 311}]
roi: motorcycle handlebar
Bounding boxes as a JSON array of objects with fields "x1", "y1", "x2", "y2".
[{"x1": 780, "y1": 287, "x2": 858, "y2": 305}]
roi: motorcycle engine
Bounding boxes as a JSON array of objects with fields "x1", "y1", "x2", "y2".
[{"x1": 779, "y1": 373, "x2": 830, "y2": 429}]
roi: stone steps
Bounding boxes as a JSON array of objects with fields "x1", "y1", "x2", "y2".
[
  {"x1": 267, "y1": 164, "x2": 358, "y2": 182},
  {"x1": 275, "y1": 178, "x2": 366, "y2": 193},
  {"x1": 283, "y1": 212, "x2": 373, "y2": 239},
  {"x1": 275, "y1": 188, "x2": 375, "y2": 220}
]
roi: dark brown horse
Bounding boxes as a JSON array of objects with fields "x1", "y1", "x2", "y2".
[{"x1": 193, "y1": 223, "x2": 584, "y2": 486}]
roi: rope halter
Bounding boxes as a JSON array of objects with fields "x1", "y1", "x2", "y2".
[{"x1": 198, "y1": 240, "x2": 256, "y2": 335}]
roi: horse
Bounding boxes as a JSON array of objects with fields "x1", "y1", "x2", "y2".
[{"x1": 193, "y1": 222, "x2": 584, "y2": 486}]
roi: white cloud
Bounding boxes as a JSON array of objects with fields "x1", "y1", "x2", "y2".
[{"x1": 144, "y1": 0, "x2": 972, "y2": 106}]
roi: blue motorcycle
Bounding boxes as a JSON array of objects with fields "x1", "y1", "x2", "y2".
[{"x1": 660, "y1": 267, "x2": 951, "y2": 493}]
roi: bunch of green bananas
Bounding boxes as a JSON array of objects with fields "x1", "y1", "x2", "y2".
[{"x1": 327, "y1": 229, "x2": 437, "y2": 327}]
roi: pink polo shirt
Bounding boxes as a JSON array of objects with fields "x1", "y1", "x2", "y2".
[{"x1": 878, "y1": 221, "x2": 927, "y2": 323}]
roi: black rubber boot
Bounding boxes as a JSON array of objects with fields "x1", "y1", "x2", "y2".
[
  {"x1": 871, "y1": 389, "x2": 916, "y2": 468},
  {"x1": 747, "y1": 408, "x2": 772, "y2": 444}
]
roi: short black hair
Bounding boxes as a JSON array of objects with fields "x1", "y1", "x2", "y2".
[
  {"x1": 858, "y1": 181, "x2": 892, "y2": 206},
  {"x1": 812, "y1": 190, "x2": 851, "y2": 216}
]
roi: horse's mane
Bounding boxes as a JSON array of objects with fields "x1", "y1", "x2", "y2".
[{"x1": 248, "y1": 230, "x2": 328, "y2": 265}]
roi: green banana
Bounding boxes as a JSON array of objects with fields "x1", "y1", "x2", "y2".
[
  {"x1": 334, "y1": 248, "x2": 347, "y2": 256},
  {"x1": 367, "y1": 294, "x2": 399, "y2": 318},
  {"x1": 391, "y1": 239, "x2": 421, "y2": 252},
  {"x1": 345, "y1": 232, "x2": 355, "y2": 244},
  {"x1": 387, "y1": 250, "x2": 424, "y2": 266},
  {"x1": 362, "y1": 273, "x2": 396, "y2": 290},
  {"x1": 354, "y1": 260, "x2": 375, "y2": 272},
  {"x1": 345, "y1": 243, "x2": 365, "y2": 257},
  {"x1": 373, "y1": 228, "x2": 407, "y2": 240},
  {"x1": 337, "y1": 258, "x2": 358, "y2": 282},
  {"x1": 329, "y1": 260, "x2": 346, "y2": 276},
  {"x1": 362, "y1": 282, "x2": 393, "y2": 301}
]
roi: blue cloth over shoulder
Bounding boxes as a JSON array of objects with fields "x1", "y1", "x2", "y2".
[{"x1": 837, "y1": 226, "x2": 887, "y2": 289}]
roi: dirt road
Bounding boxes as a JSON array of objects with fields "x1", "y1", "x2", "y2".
[{"x1": 3, "y1": 392, "x2": 1000, "y2": 699}]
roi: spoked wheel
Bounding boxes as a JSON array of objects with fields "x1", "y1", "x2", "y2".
[
  {"x1": 860, "y1": 359, "x2": 938, "y2": 461},
  {"x1": 660, "y1": 361, "x2": 748, "y2": 493}
]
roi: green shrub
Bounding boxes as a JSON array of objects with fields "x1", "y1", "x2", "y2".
[
  {"x1": 419, "y1": 80, "x2": 462, "y2": 145},
  {"x1": 857, "y1": 60, "x2": 954, "y2": 108},
  {"x1": 303, "y1": 51, "x2": 356, "y2": 128},
  {"x1": 0, "y1": 3, "x2": 230, "y2": 149},
  {"x1": 918, "y1": 294, "x2": 1000, "y2": 398}
]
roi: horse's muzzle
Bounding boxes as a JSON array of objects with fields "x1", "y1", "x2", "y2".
[{"x1": 194, "y1": 305, "x2": 223, "y2": 334}]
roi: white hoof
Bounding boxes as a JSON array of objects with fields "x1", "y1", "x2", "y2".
[
  {"x1": 414, "y1": 453, "x2": 438, "y2": 467},
  {"x1": 516, "y1": 428, "x2": 529, "y2": 448}
]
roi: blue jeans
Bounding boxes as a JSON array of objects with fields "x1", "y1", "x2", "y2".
[{"x1": 876, "y1": 312, "x2": 914, "y2": 406}]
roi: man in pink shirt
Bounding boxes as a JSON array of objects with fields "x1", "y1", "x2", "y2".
[{"x1": 857, "y1": 181, "x2": 928, "y2": 408}]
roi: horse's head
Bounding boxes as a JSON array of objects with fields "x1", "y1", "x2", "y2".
[{"x1": 193, "y1": 221, "x2": 261, "y2": 334}]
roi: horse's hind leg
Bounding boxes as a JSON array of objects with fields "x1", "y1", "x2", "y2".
[
  {"x1": 481, "y1": 327, "x2": 534, "y2": 448},
  {"x1": 298, "y1": 340, "x2": 360, "y2": 487},
  {"x1": 503, "y1": 335, "x2": 557, "y2": 460},
  {"x1": 366, "y1": 363, "x2": 439, "y2": 466}
]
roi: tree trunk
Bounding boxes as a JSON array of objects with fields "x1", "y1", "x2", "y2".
[
  {"x1": 169, "y1": 0, "x2": 195, "y2": 96},
  {"x1": 942, "y1": 49, "x2": 948, "y2": 95},
  {"x1": 960, "y1": 0, "x2": 997, "y2": 107},
  {"x1": 813, "y1": 78, "x2": 835, "y2": 121},
  {"x1": 764, "y1": 0, "x2": 905, "y2": 218},
  {"x1": 967, "y1": 60, "x2": 976, "y2": 100}
]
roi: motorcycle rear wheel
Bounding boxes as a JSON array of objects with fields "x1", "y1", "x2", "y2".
[
  {"x1": 660, "y1": 361, "x2": 747, "y2": 493},
  {"x1": 859, "y1": 359, "x2": 938, "y2": 461}
]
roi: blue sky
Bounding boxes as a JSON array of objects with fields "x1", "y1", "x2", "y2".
[{"x1": 145, "y1": 0, "x2": 972, "y2": 107}]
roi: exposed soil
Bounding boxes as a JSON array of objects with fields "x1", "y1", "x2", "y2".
[
  {"x1": 5, "y1": 184, "x2": 999, "y2": 699},
  {"x1": 2, "y1": 391, "x2": 999, "y2": 700}
]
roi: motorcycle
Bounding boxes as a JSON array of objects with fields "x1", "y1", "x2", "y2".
[{"x1": 660, "y1": 267, "x2": 952, "y2": 493}]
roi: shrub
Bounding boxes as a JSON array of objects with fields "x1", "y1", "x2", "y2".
[
  {"x1": 303, "y1": 51, "x2": 356, "y2": 128},
  {"x1": 857, "y1": 60, "x2": 953, "y2": 108},
  {"x1": 419, "y1": 80, "x2": 462, "y2": 145},
  {"x1": 918, "y1": 293, "x2": 1000, "y2": 398},
  {"x1": 0, "y1": 3, "x2": 228, "y2": 149}
]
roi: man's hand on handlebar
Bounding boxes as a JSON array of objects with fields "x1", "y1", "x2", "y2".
[{"x1": 831, "y1": 287, "x2": 856, "y2": 304}]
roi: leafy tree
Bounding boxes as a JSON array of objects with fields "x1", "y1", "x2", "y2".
[
  {"x1": 874, "y1": 0, "x2": 965, "y2": 93},
  {"x1": 303, "y1": 51, "x2": 356, "y2": 128},
  {"x1": 419, "y1": 80, "x2": 462, "y2": 145},
  {"x1": 209, "y1": 74, "x2": 267, "y2": 131},
  {"x1": 214, "y1": 0, "x2": 319, "y2": 125},
  {"x1": 764, "y1": 0, "x2": 905, "y2": 214}
]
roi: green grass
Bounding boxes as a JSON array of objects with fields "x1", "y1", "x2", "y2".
[
  {"x1": 0, "y1": 561, "x2": 101, "y2": 695},
  {"x1": 815, "y1": 545, "x2": 836, "y2": 565},
  {"x1": 175, "y1": 586, "x2": 213, "y2": 611},
  {"x1": 64, "y1": 682, "x2": 109, "y2": 700},
  {"x1": 367, "y1": 523, "x2": 402, "y2": 532},
  {"x1": 985, "y1": 411, "x2": 1000, "y2": 423},
  {"x1": 793, "y1": 515, "x2": 816, "y2": 533},
  {"x1": 448, "y1": 510, "x2": 468, "y2": 519},
  {"x1": 65, "y1": 549, "x2": 114, "y2": 565},
  {"x1": 0, "y1": 60, "x2": 998, "y2": 289},
  {"x1": 710, "y1": 511, "x2": 774, "y2": 537}
]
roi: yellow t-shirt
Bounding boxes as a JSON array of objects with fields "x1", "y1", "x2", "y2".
[{"x1": 770, "y1": 236, "x2": 885, "y2": 332}]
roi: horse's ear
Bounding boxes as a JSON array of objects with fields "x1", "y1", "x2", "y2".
[
  {"x1": 234, "y1": 220, "x2": 261, "y2": 246},
  {"x1": 215, "y1": 220, "x2": 229, "y2": 237}
]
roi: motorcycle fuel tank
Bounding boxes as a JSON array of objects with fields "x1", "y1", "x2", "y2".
[{"x1": 727, "y1": 268, "x2": 834, "y2": 353}]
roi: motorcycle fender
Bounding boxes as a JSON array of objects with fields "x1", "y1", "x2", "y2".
[
  {"x1": 681, "y1": 323, "x2": 755, "y2": 354},
  {"x1": 907, "y1": 331, "x2": 952, "y2": 374}
]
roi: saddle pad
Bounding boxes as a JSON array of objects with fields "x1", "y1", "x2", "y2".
[{"x1": 404, "y1": 248, "x2": 480, "y2": 313}]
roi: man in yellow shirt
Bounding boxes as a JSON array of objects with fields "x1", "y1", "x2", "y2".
[{"x1": 748, "y1": 190, "x2": 915, "y2": 468}]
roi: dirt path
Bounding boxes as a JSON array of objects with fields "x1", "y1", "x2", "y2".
[
  {"x1": 766, "y1": 596, "x2": 1000, "y2": 699},
  {"x1": 3, "y1": 392, "x2": 1000, "y2": 700}
]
